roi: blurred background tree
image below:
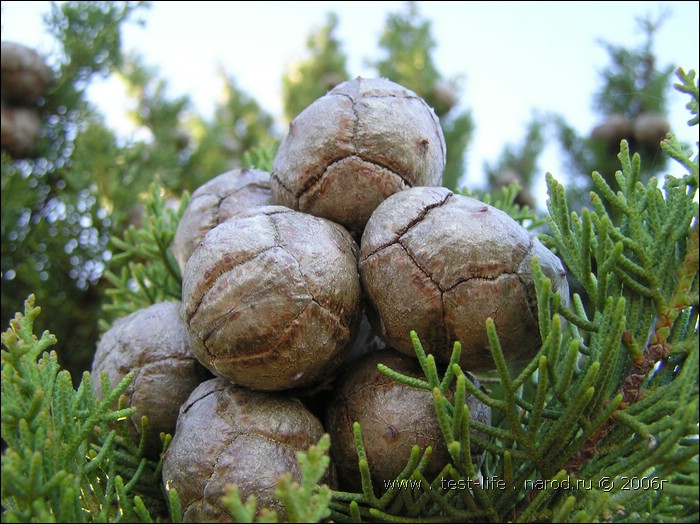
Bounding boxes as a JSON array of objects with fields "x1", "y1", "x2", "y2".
[
  {"x1": 483, "y1": 116, "x2": 546, "y2": 210},
  {"x1": 185, "y1": 70, "x2": 277, "y2": 177},
  {"x1": 554, "y1": 12, "x2": 675, "y2": 210},
  {"x1": 1, "y1": 0, "x2": 276, "y2": 380},
  {"x1": 2, "y1": 1, "x2": 149, "y2": 380},
  {"x1": 368, "y1": 1, "x2": 474, "y2": 191},
  {"x1": 281, "y1": 12, "x2": 350, "y2": 123},
  {"x1": 475, "y1": 11, "x2": 677, "y2": 214}
]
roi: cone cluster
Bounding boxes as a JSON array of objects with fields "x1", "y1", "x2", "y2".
[{"x1": 94, "y1": 77, "x2": 570, "y2": 519}]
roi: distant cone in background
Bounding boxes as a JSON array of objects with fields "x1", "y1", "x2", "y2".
[
  {"x1": 632, "y1": 112, "x2": 670, "y2": 150},
  {"x1": 590, "y1": 113, "x2": 633, "y2": 151},
  {"x1": 589, "y1": 112, "x2": 670, "y2": 155},
  {"x1": 0, "y1": 104, "x2": 43, "y2": 159},
  {"x1": 1, "y1": 41, "x2": 54, "y2": 159},
  {"x1": 428, "y1": 79, "x2": 458, "y2": 116}
]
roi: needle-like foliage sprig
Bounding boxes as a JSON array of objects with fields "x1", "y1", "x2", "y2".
[
  {"x1": 1, "y1": 295, "x2": 173, "y2": 522},
  {"x1": 100, "y1": 183, "x2": 189, "y2": 332}
]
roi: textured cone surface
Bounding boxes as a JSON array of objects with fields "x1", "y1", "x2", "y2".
[
  {"x1": 359, "y1": 186, "x2": 569, "y2": 370},
  {"x1": 91, "y1": 301, "x2": 211, "y2": 457},
  {"x1": 163, "y1": 378, "x2": 328, "y2": 522},
  {"x1": 182, "y1": 205, "x2": 361, "y2": 390},
  {"x1": 172, "y1": 168, "x2": 273, "y2": 273},
  {"x1": 271, "y1": 76, "x2": 446, "y2": 234},
  {"x1": 326, "y1": 349, "x2": 491, "y2": 493}
]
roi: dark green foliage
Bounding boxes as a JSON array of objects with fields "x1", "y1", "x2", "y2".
[
  {"x1": 43, "y1": 1, "x2": 149, "y2": 111},
  {"x1": 592, "y1": 14, "x2": 674, "y2": 118},
  {"x1": 115, "y1": 56, "x2": 278, "y2": 197},
  {"x1": 120, "y1": 55, "x2": 190, "y2": 146},
  {"x1": 1, "y1": 1, "x2": 278, "y2": 382},
  {"x1": 1, "y1": 1, "x2": 150, "y2": 381}
]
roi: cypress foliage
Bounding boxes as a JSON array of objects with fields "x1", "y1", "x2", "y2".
[{"x1": 2, "y1": 47, "x2": 697, "y2": 524}]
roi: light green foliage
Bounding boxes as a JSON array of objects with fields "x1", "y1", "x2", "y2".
[
  {"x1": 282, "y1": 13, "x2": 350, "y2": 122},
  {"x1": 275, "y1": 435, "x2": 333, "y2": 523},
  {"x1": 1, "y1": 295, "x2": 168, "y2": 522},
  {"x1": 242, "y1": 142, "x2": 279, "y2": 173},
  {"x1": 100, "y1": 184, "x2": 188, "y2": 332},
  {"x1": 676, "y1": 68, "x2": 700, "y2": 127},
  {"x1": 370, "y1": 1, "x2": 474, "y2": 191},
  {"x1": 222, "y1": 485, "x2": 279, "y2": 524}
]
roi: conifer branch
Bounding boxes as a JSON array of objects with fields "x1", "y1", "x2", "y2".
[
  {"x1": 1, "y1": 295, "x2": 169, "y2": 522},
  {"x1": 221, "y1": 436, "x2": 335, "y2": 523},
  {"x1": 100, "y1": 182, "x2": 189, "y2": 332},
  {"x1": 674, "y1": 68, "x2": 699, "y2": 127}
]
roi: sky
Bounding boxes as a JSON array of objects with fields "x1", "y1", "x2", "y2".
[{"x1": 2, "y1": 1, "x2": 699, "y2": 202}]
